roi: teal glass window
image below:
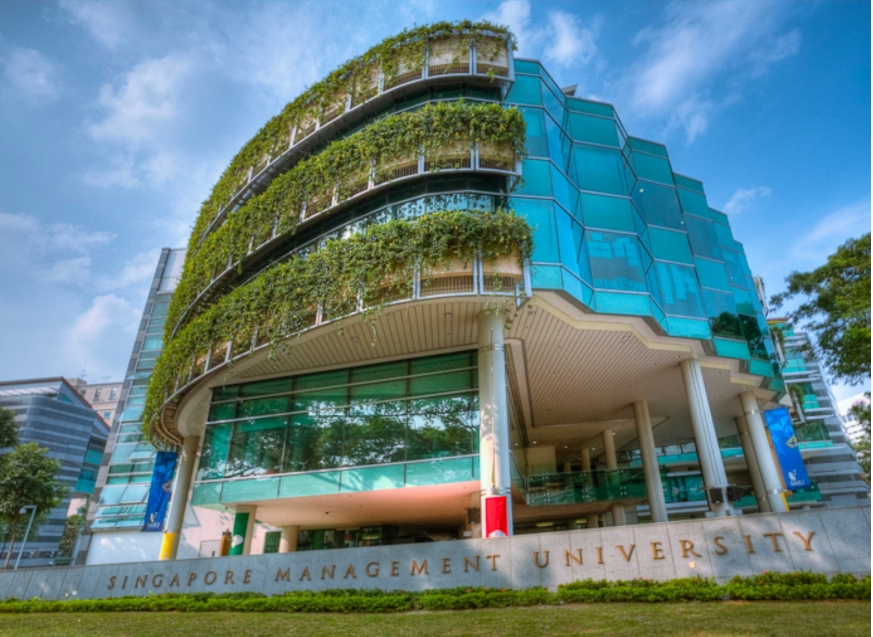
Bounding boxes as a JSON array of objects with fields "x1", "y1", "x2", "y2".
[
  {"x1": 226, "y1": 417, "x2": 288, "y2": 477},
  {"x1": 674, "y1": 175, "x2": 704, "y2": 194},
  {"x1": 733, "y1": 286, "x2": 755, "y2": 314},
  {"x1": 566, "y1": 98, "x2": 613, "y2": 118},
  {"x1": 208, "y1": 401, "x2": 236, "y2": 422},
  {"x1": 587, "y1": 232, "x2": 647, "y2": 292},
  {"x1": 521, "y1": 108, "x2": 548, "y2": 158},
  {"x1": 684, "y1": 215, "x2": 722, "y2": 260},
  {"x1": 655, "y1": 262, "x2": 704, "y2": 317},
  {"x1": 647, "y1": 228, "x2": 693, "y2": 264},
  {"x1": 710, "y1": 209, "x2": 730, "y2": 226},
  {"x1": 703, "y1": 289, "x2": 743, "y2": 338},
  {"x1": 570, "y1": 113, "x2": 619, "y2": 146},
  {"x1": 627, "y1": 138, "x2": 668, "y2": 158},
  {"x1": 516, "y1": 159, "x2": 552, "y2": 197},
  {"x1": 550, "y1": 165, "x2": 577, "y2": 214},
  {"x1": 198, "y1": 424, "x2": 232, "y2": 480},
  {"x1": 572, "y1": 145, "x2": 630, "y2": 196},
  {"x1": 677, "y1": 189, "x2": 711, "y2": 218},
  {"x1": 739, "y1": 314, "x2": 768, "y2": 359},
  {"x1": 580, "y1": 194, "x2": 635, "y2": 232},
  {"x1": 541, "y1": 82, "x2": 565, "y2": 125},
  {"x1": 545, "y1": 114, "x2": 571, "y2": 171},
  {"x1": 506, "y1": 74, "x2": 542, "y2": 105},
  {"x1": 714, "y1": 222, "x2": 735, "y2": 248},
  {"x1": 556, "y1": 208, "x2": 584, "y2": 277},
  {"x1": 631, "y1": 153, "x2": 674, "y2": 185},
  {"x1": 240, "y1": 377, "x2": 293, "y2": 397},
  {"x1": 511, "y1": 198, "x2": 558, "y2": 264},
  {"x1": 721, "y1": 249, "x2": 746, "y2": 287},
  {"x1": 632, "y1": 182, "x2": 683, "y2": 229},
  {"x1": 237, "y1": 395, "x2": 289, "y2": 418},
  {"x1": 695, "y1": 258, "x2": 731, "y2": 292},
  {"x1": 514, "y1": 60, "x2": 540, "y2": 74}
]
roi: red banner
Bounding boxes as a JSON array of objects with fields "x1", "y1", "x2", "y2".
[{"x1": 484, "y1": 496, "x2": 509, "y2": 538}]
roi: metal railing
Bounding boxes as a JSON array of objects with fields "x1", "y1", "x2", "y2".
[{"x1": 526, "y1": 468, "x2": 648, "y2": 506}]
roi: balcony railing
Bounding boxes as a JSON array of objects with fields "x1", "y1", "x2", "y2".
[
  {"x1": 526, "y1": 469, "x2": 648, "y2": 506},
  {"x1": 197, "y1": 40, "x2": 514, "y2": 251}
]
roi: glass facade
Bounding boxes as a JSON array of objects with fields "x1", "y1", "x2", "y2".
[{"x1": 505, "y1": 60, "x2": 780, "y2": 387}]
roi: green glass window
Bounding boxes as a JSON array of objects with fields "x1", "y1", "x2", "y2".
[
  {"x1": 521, "y1": 108, "x2": 548, "y2": 158},
  {"x1": 703, "y1": 289, "x2": 743, "y2": 338},
  {"x1": 587, "y1": 232, "x2": 647, "y2": 292},
  {"x1": 550, "y1": 164, "x2": 577, "y2": 213},
  {"x1": 674, "y1": 175, "x2": 704, "y2": 194},
  {"x1": 198, "y1": 424, "x2": 232, "y2": 480},
  {"x1": 566, "y1": 98, "x2": 613, "y2": 118},
  {"x1": 714, "y1": 222, "x2": 735, "y2": 248},
  {"x1": 684, "y1": 215, "x2": 722, "y2": 260},
  {"x1": 631, "y1": 153, "x2": 674, "y2": 185},
  {"x1": 695, "y1": 258, "x2": 731, "y2": 292},
  {"x1": 514, "y1": 60, "x2": 540, "y2": 74},
  {"x1": 516, "y1": 159, "x2": 552, "y2": 197},
  {"x1": 648, "y1": 228, "x2": 693, "y2": 264},
  {"x1": 580, "y1": 194, "x2": 635, "y2": 232},
  {"x1": 208, "y1": 401, "x2": 236, "y2": 422},
  {"x1": 740, "y1": 314, "x2": 768, "y2": 359},
  {"x1": 627, "y1": 138, "x2": 668, "y2": 158},
  {"x1": 237, "y1": 396, "x2": 289, "y2": 418},
  {"x1": 632, "y1": 182, "x2": 683, "y2": 229},
  {"x1": 263, "y1": 531, "x2": 281, "y2": 554},
  {"x1": 511, "y1": 198, "x2": 558, "y2": 264},
  {"x1": 570, "y1": 113, "x2": 619, "y2": 146},
  {"x1": 240, "y1": 378, "x2": 293, "y2": 397},
  {"x1": 677, "y1": 189, "x2": 711, "y2": 218},
  {"x1": 721, "y1": 249, "x2": 746, "y2": 287},
  {"x1": 572, "y1": 145, "x2": 630, "y2": 196},
  {"x1": 226, "y1": 417, "x2": 287, "y2": 477},
  {"x1": 505, "y1": 74, "x2": 542, "y2": 105},
  {"x1": 655, "y1": 262, "x2": 703, "y2": 317}
]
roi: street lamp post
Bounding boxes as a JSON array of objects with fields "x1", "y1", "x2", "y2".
[{"x1": 14, "y1": 505, "x2": 37, "y2": 571}]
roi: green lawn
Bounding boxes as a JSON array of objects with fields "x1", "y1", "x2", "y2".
[{"x1": 0, "y1": 601, "x2": 868, "y2": 637}]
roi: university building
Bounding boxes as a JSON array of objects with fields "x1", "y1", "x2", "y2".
[{"x1": 85, "y1": 22, "x2": 865, "y2": 564}]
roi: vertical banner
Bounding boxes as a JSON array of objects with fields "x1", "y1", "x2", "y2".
[
  {"x1": 229, "y1": 512, "x2": 250, "y2": 556},
  {"x1": 484, "y1": 495, "x2": 508, "y2": 538},
  {"x1": 142, "y1": 451, "x2": 178, "y2": 532},
  {"x1": 764, "y1": 407, "x2": 812, "y2": 491}
]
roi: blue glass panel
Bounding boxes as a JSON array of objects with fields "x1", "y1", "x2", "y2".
[
  {"x1": 721, "y1": 249, "x2": 745, "y2": 287},
  {"x1": 563, "y1": 271, "x2": 594, "y2": 307},
  {"x1": 278, "y1": 471, "x2": 342, "y2": 498},
  {"x1": 648, "y1": 228, "x2": 693, "y2": 264},
  {"x1": 713, "y1": 338, "x2": 751, "y2": 360},
  {"x1": 566, "y1": 98, "x2": 613, "y2": 118},
  {"x1": 695, "y1": 258, "x2": 731, "y2": 292},
  {"x1": 674, "y1": 175, "x2": 705, "y2": 194},
  {"x1": 703, "y1": 289, "x2": 743, "y2": 338},
  {"x1": 405, "y1": 457, "x2": 475, "y2": 486},
  {"x1": 655, "y1": 262, "x2": 704, "y2": 317},
  {"x1": 595, "y1": 291, "x2": 651, "y2": 316},
  {"x1": 556, "y1": 209, "x2": 583, "y2": 276},
  {"x1": 733, "y1": 286, "x2": 755, "y2": 314},
  {"x1": 191, "y1": 482, "x2": 222, "y2": 506},
  {"x1": 714, "y1": 222, "x2": 735, "y2": 248},
  {"x1": 550, "y1": 164, "x2": 577, "y2": 213},
  {"x1": 511, "y1": 197, "x2": 558, "y2": 263},
  {"x1": 749, "y1": 359, "x2": 776, "y2": 378},
  {"x1": 505, "y1": 74, "x2": 542, "y2": 104},
  {"x1": 521, "y1": 108, "x2": 548, "y2": 158},
  {"x1": 710, "y1": 209, "x2": 730, "y2": 226},
  {"x1": 632, "y1": 153, "x2": 674, "y2": 185},
  {"x1": 517, "y1": 159, "x2": 552, "y2": 196},
  {"x1": 544, "y1": 114, "x2": 571, "y2": 170},
  {"x1": 573, "y1": 145, "x2": 629, "y2": 196},
  {"x1": 664, "y1": 316, "x2": 711, "y2": 339},
  {"x1": 632, "y1": 182, "x2": 683, "y2": 229},
  {"x1": 570, "y1": 113, "x2": 619, "y2": 146},
  {"x1": 340, "y1": 464, "x2": 405, "y2": 492},
  {"x1": 531, "y1": 265, "x2": 563, "y2": 289},
  {"x1": 541, "y1": 83, "x2": 564, "y2": 124},
  {"x1": 677, "y1": 189, "x2": 711, "y2": 218},
  {"x1": 684, "y1": 215, "x2": 722, "y2": 260},
  {"x1": 587, "y1": 232, "x2": 646, "y2": 292},
  {"x1": 580, "y1": 194, "x2": 634, "y2": 232},
  {"x1": 221, "y1": 477, "x2": 280, "y2": 503},
  {"x1": 514, "y1": 60, "x2": 540, "y2": 74},
  {"x1": 628, "y1": 138, "x2": 668, "y2": 158}
]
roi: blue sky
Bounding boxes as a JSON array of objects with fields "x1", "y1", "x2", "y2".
[{"x1": 0, "y1": 1, "x2": 869, "y2": 400}]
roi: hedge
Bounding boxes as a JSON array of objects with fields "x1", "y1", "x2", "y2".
[{"x1": 0, "y1": 573, "x2": 867, "y2": 613}]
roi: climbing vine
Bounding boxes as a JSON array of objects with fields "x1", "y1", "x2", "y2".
[
  {"x1": 145, "y1": 210, "x2": 532, "y2": 445},
  {"x1": 187, "y1": 21, "x2": 515, "y2": 255},
  {"x1": 166, "y1": 101, "x2": 526, "y2": 336}
]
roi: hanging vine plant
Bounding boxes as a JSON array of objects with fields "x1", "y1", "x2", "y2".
[
  {"x1": 186, "y1": 20, "x2": 516, "y2": 256},
  {"x1": 166, "y1": 101, "x2": 526, "y2": 337},
  {"x1": 144, "y1": 209, "x2": 532, "y2": 446}
]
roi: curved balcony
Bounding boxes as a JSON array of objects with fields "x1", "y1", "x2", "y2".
[
  {"x1": 155, "y1": 254, "x2": 531, "y2": 445},
  {"x1": 194, "y1": 36, "x2": 515, "y2": 252},
  {"x1": 171, "y1": 143, "x2": 521, "y2": 339}
]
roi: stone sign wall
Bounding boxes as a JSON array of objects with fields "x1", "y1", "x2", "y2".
[{"x1": 1, "y1": 507, "x2": 869, "y2": 601}]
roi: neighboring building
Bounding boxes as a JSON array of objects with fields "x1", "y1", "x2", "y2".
[
  {"x1": 0, "y1": 378, "x2": 108, "y2": 567},
  {"x1": 767, "y1": 321, "x2": 870, "y2": 506},
  {"x1": 73, "y1": 381, "x2": 123, "y2": 426},
  {"x1": 84, "y1": 248, "x2": 185, "y2": 564},
  {"x1": 839, "y1": 393, "x2": 871, "y2": 447},
  {"x1": 87, "y1": 23, "x2": 850, "y2": 564}
]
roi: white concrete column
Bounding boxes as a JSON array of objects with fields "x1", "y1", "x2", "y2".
[
  {"x1": 477, "y1": 311, "x2": 513, "y2": 537},
  {"x1": 634, "y1": 400, "x2": 668, "y2": 523},
  {"x1": 586, "y1": 513, "x2": 599, "y2": 529},
  {"x1": 735, "y1": 415, "x2": 771, "y2": 513},
  {"x1": 610, "y1": 503, "x2": 627, "y2": 526},
  {"x1": 740, "y1": 392, "x2": 788, "y2": 513},
  {"x1": 279, "y1": 525, "x2": 299, "y2": 553},
  {"x1": 679, "y1": 359, "x2": 730, "y2": 517},
  {"x1": 602, "y1": 430, "x2": 627, "y2": 525},
  {"x1": 159, "y1": 434, "x2": 199, "y2": 560},
  {"x1": 602, "y1": 430, "x2": 617, "y2": 469},
  {"x1": 580, "y1": 448, "x2": 591, "y2": 472}
]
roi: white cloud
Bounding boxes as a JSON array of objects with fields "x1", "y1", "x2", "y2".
[
  {"x1": 97, "y1": 249, "x2": 161, "y2": 291},
  {"x1": 750, "y1": 29, "x2": 801, "y2": 77},
  {"x1": 59, "y1": 0, "x2": 133, "y2": 49},
  {"x1": 482, "y1": 0, "x2": 537, "y2": 56},
  {"x1": 0, "y1": 211, "x2": 114, "y2": 260},
  {"x1": 789, "y1": 199, "x2": 870, "y2": 260},
  {"x1": 544, "y1": 12, "x2": 601, "y2": 67},
  {"x1": 2, "y1": 48, "x2": 60, "y2": 102},
  {"x1": 62, "y1": 294, "x2": 141, "y2": 378},
  {"x1": 42, "y1": 256, "x2": 93, "y2": 284},
  {"x1": 722, "y1": 186, "x2": 773, "y2": 215}
]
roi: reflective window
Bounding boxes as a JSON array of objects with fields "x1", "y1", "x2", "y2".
[
  {"x1": 684, "y1": 215, "x2": 722, "y2": 260},
  {"x1": 632, "y1": 182, "x2": 683, "y2": 229},
  {"x1": 647, "y1": 228, "x2": 693, "y2": 264},
  {"x1": 572, "y1": 146, "x2": 630, "y2": 196},
  {"x1": 505, "y1": 74, "x2": 542, "y2": 104},
  {"x1": 631, "y1": 153, "x2": 674, "y2": 185},
  {"x1": 580, "y1": 194, "x2": 635, "y2": 232},
  {"x1": 569, "y1": 113, "x2": 619, "y2": 147},
  {"x1": 655, "y1": 262, "x2": 704, "y2": 317},
  {"x1": 587, "y1": 232, "x2": 647, "y2": 292}
]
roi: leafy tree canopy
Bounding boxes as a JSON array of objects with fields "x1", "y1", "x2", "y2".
[
  {"x1": 0, "y1": 408, "x2": 19, "y2": 449},
  {"x1": 771, "y1": 233, "x2": 871, "y2": 384},
  {"x1": 850, "y1": 394, "x2": 871, "y2": 478}
]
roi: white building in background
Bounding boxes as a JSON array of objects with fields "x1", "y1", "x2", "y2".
[{"x1": 839, "y1": 393, "x2": 870, "y2": 446}]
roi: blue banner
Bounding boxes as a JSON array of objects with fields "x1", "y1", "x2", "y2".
[
  {"x1": 142, "y1": 451, "x2": 178, "y2": 532},
  {"x1": 764, "y1": 407, "x2": 811, "y2": 491}
]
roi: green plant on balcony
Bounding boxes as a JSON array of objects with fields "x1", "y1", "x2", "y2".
[
  {"x1": 144, "y1": 210, "x2": 533, "y2": 445},
  {"x1": 166, "y1": 101, "x2": 527, "y2": 336},
  {"x1": 187, "y1": 21, "x2": 517, "y2": 255}
]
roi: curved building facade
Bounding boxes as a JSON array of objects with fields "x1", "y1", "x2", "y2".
[{"x1": 118, "y1": 22, "x2": 842, "y2": 562}]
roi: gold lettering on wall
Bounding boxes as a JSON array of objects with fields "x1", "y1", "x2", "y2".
[
  {"x1": 743, "y1": 534, "x2": 755, "y2": 553},
  {"x1": 763, "y1": 533, "x2": 784, "y2": 552},
  {"x1": 617, "y1": 544, "x2": 635, "y2": 562},
  {"x1": 651, "y1": 542, "x2": 664, "y2": 560},
  {"x1": 793, "y1": 530, "x2": 815, "y2": 551},
  {"x1": 243, "y1": 569, "x2": 252, "y2": 584},
  {"x1": 411, "y1": 560, "x2": 428, "y2": 575},
  {"x1": 276, "y1": 567, "x2": 290, "y2": 582},
  {"x1": 565, "y1": 549, "x2": 583, "y2": 566},
  {"x1": 442, "y1": 558, "x2": 451, "y2": 574},
  {"x1": 533, "y1": 551, "x2": 549, "y2": 568},
  {"x1": 486, "y1": 554, "x2": 501, "y2": 571},
  {"x1": 680, "y1": 540, "x2": 701, "y2": 558},
  {"x1": 366, "y1": 562, "x2": 380, "y2": 577},
  {"x1": 344, "y1": 564, "x2": 356, "y2": 579},
  {"x1": 321, "y1": 565, "x2": 336, "y2": 580},
  {"x1": 713, "y1": 536, "x2": 728, "y2": 556},
  {"x1": 299, "y1": 567, "x2": 311, "y2": 581},
  {"x1": 204, "y1": 571, "x2": 217, "y2": 585},
  {"x1": 464, "y1": 556, "x2": 480, "y2": 572},
  {"x1": 390, "y1": 561, "x2": 400, "y2": 576},
  {"x1": 596, "y1": 547, "x2": 604, "y2": 565}
]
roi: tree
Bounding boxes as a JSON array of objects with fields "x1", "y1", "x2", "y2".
[
  {"x1": 58, "y1": 498, "x2": 90, "y2": 563},
  {"x1": 771, "y1": 233, "x2": 871, "y2": 384},
  {"x1": 0, "y1": 443, "x2": 68, "y2": 568},
  {"x1": 850, "y1": 394, "x2": 871, "y2": 479},
  {"x1": 0, "y1": 407, "x2": 19, "y2": 449}
]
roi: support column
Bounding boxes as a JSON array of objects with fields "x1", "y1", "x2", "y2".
[
  {"x1": 230, "y1": 505, "x2": 257, "y2": 556},
  {"x1": 580, "y1": 448, "x2": 591, "y2": 472},
  {"x1": 478, "y1": 311, "x2": 513, "y2": 538},
  {"x1": 679, "y1": 359, "x2": 730, "y2": 517},
  {"x1": 586, "y1": 513, "x2": 599, "y2": 529},
  {"x1": 602, "y1": 430, "x2": 626, "y2": 525},
  {"x1": 634, "y1": 400, "x2": 668, "y2": 523},
  {"x1": 735, "y1": 415, "x2": 771, "y2": 513},
  {"x1": 740, "y1": 392, "x2": 788, "y2": 513},
  {"x1": 280, "y1": 526, "x2": 299, "y2": 553},
  {"x1": 159, "y1": 434, "x2": 199, "y2": 560},
  {"x1": 602, "y1": 430, "x2": 617, "y2": 469}
]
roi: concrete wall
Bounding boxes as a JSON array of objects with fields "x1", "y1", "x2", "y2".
[{"x1": 7, "y1": 506, "x2": 870, "y2": 601}]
